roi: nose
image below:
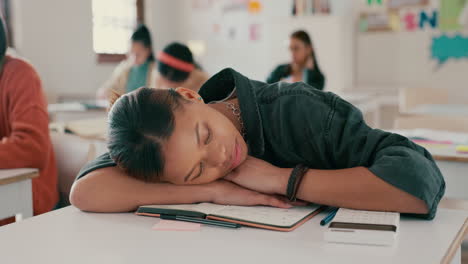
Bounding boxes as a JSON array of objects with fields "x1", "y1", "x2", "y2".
[{"x1": 204, "y1": 142, "x2": 229, "y2": 169}]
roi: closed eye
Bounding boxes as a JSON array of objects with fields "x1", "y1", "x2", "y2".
[
  {"x1": 205, "y1": 126, "x2": 212, "y2": 145},
  {"x1": 191, "y1": 162, "x2": 204, "y2": 182}
]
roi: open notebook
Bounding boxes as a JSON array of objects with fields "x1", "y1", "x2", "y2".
[{"x1": 136, "y1": 203, "x2": 324, "y2": 232}]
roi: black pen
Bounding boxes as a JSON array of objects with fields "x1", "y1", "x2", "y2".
[{"x1": 160, "y1": 214, "x2": 241, "y2": 229}]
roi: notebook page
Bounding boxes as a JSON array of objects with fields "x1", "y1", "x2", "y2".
[
  {"x1": 212, "y1": 204, "x2": 320, "y2": 227},
  {"x1": 141, "y1": 203, "x2": 227, "y2": 215}
]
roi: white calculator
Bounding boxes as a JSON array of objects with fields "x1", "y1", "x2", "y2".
[{"x1": 324, "y1": 208, "x2": 400, "y2": 246}]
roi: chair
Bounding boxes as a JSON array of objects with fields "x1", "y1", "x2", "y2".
[{"x1": 50, "y1": 132, "x2": 96, "y2": 207}]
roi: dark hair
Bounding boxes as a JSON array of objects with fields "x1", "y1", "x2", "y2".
[
  {"x1": 131, "y1": 24, "x2": 154, "y2": 61},
  {"x1": 0, "y1": 16, "x2": 7, "y2": 60},
  {"x1": 290, "y1": 30, "x2": 322, "y2": 73},
  {"x1": 107, "y1": 87, "x2": 188, "y2": 181},
  {"x1": 158, "y1": 42, "x2": 194, "y2": 82}
]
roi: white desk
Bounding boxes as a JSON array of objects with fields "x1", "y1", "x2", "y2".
[
  {"x1": 48, "y1": 102, "x2": 108, "y2": 123},
  {"x1": 0, "y1": 168, "x2": 38, "y2": 221},
  {"x1": 338, "y1": 91, "x2": 399, "y2": 129},
  {"x1": 0, "y1": 206, "x2": 466, "y2": 264}
]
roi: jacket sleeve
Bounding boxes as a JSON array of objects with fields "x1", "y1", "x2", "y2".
[
  {"x1": 327, "y1": 96, "x2": 445, "y2": 219},
  {"x1": 0, "y1": 66, "x2": 51, "y2": 169}
]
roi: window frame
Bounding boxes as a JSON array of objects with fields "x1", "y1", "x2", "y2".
[{"x1": 95, "y1": 0, "x2": 145, "y2": 64}]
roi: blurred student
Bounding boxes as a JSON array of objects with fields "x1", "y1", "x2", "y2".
[
  {"x1": 267, "y1": 30, "x2": 325, "y2": 90},
  {"x1": 156, "y1": 42, "x2": 209, "y2": 92},
  {"x1": 0, "y1": 17, "x2": 58, "y2": 225},
  {"x1": 97, "y1": 24, "x2": 157, "y2": 99}
]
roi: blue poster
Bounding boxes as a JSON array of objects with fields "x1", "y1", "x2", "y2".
[{"x1": 431, "y1": 34, "x2": 468, "y2": 65}]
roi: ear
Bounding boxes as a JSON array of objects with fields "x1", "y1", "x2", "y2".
[{"x1": 175, "y1": 87, "x2": 204, "y2": 103}]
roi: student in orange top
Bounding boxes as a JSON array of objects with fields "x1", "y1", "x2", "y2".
[{"x1": 0, "y1": 17, "x2": 58, "y2": 225}]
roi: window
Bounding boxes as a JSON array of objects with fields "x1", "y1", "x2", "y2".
[{"x1": 92, "y1": 0, "x2": 144, "y2": 63}]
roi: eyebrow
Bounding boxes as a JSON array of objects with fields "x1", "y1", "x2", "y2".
[{"x1": 184, "y1": 123, "x2": 201, "y2": 182}]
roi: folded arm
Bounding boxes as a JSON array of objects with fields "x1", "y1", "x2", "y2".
[{"x1": 70, "y1": 166, "x2": 292, "y2": 213}]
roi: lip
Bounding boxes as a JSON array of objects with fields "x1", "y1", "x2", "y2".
[{"x1": 230, "y1": 138, "x2": 241, "y2": 170}]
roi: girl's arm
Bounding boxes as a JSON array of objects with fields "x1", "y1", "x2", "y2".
[
  {"x1": 70, "y1": 166, "x2": 292, "y2": 213},
  {"x1": 294, "y1": 167, "x2": 428, "y2": 214},
  {"x1": 225, "y1": 157, "x2": 428, "y2": 215}
]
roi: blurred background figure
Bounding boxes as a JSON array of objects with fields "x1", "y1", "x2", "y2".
[
  {"x1": 267, "y1": 30, "x2": 325, "y2": 90},
  {"x1": 156, "y1": 42, "x2": 209, "y2": 92},
  {"x1": 96, "y1": 24, "x2": 157, "y2": 99}
]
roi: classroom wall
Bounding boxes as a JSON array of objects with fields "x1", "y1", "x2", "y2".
[
  {"x1": 168, "y1": 0, "x2": 356, "y2": 92},
  {"x1": 9, "y1": 0, "x2": 182, "y2": 100},
  {"x1": 356, "y1": 1, "x2": 468, "y2": 103},
  {"x1": 9, "y1": 0, "x2": 356, "y2": 98},
  {"x1": 11, "y1": 0, "x2": 466, "y2": 102},
  {"x1": 10, "y1": 0, "x2": 115, "y2": 99},
  {"x1": 144, "y1": 0, "x2": 185, "y2": 54}
]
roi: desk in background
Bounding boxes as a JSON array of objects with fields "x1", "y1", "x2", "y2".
[
  {"x1": 393, "y1": 129, "x2": 468, "y2": 200},
  {"x1": 48, "y1": 101, "x2": 108, "y2": 123},
  {"x1": 0, "y1": 206, "x2": 466, "y2": 264},
  {"x1": 407, "y1": 104, "x2": 468, "y2": 117},
  {"x1": 414, "y1": 144, "x2": 468, "y2": 201},
  {"x1": 338, "y1": 91, "x2": 399, "y2": 130},
  {"x1": 0, "y1": 169, "x2": 38, "y2": 221},
  {"x1": 395, "y1": 104, "x2": 468, "y2": 133}
]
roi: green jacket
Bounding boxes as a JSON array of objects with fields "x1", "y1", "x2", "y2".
[{"x1": 76, "y1": 68, "x2": 445, "y2": 219}]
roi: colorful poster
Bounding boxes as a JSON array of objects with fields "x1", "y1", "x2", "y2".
[
  {"x1": 248, "y1": 1, "x2": 262, "y2": 14},
  {"x1": 387, "y1": 0, "x2": 428, "y2": 9},
  {"x1": 366, "y1": 0, "x2": 383, "y2": 5},
  {"x1": 359, "y1": 13, "x2": 392, "y2": 32},
  {"x1": 431, "y1": 34, "x2": 468, "y2": 65},
  {"x1": 459, "y1": 2, "x2": 468, "y2": 26},
  {"x1": 439, "y1": 0, "x2": 467, "y2": 32},
  {"x1": 249, "y1": 23, "x2": 261, "y2": 41}
]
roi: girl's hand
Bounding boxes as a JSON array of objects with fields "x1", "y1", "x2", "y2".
[
  {"x1": 207, "y1": 180, "x2": 292, "y2": 208},
  {"x1": 224, "y1": 156, "x2": 290, "y2": 196}
]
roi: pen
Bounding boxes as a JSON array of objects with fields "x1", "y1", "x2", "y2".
[
  {"x1": 320, "y1": 207, "x2": 339, "y2": 226},
  {"x1": 160, "y1": 214, "x2": 241, "y2": 229}
]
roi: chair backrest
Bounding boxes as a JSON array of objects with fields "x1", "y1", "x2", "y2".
[
  {"x1": 50, "y1": 132, "x2": 96, "y2": 207},
  {"x1": 399, "y1": 87, "x2": 449, "y2": 113}
]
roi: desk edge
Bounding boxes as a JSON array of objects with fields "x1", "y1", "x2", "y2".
[
  {"x1": 0, "y1": 171, "x2": 39, "y2": 186},
  {"x1": 441, "y1": 217, "x2": 468, "y2": 264},
  {"x1": 434, "y1": 155, "x2": 468, "y2": 162}
]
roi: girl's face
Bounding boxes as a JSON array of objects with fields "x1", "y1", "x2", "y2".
[
  {"x1": 159, "y1": 88, "x2": 249, "y2": 185},
  {"x1": 289, "y1": 37, "x2": 312, "y2": 66},
  {"x1": 129, "y1": 41, "x2": 151, "y2": 65}
]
